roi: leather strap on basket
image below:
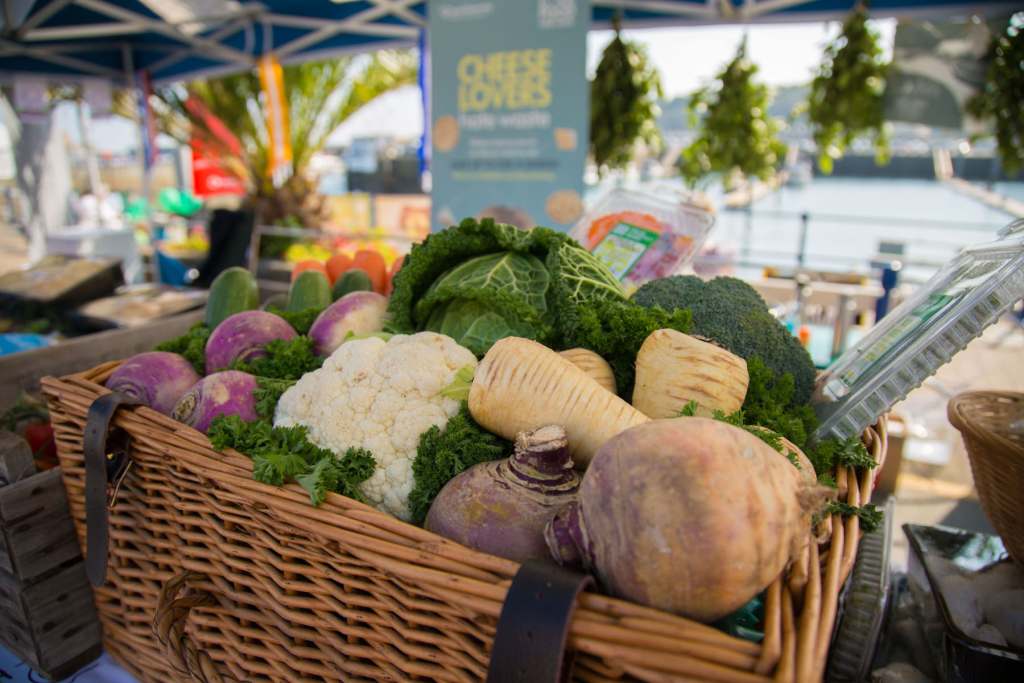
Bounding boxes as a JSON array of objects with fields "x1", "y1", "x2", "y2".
[
  {"x1": 84, "y1": 392, "x2": 139, "y2": 587},
  {"x1": 486, "y1": 560, "x2": 593, "y2": 683},
  {"x1": 154, "y1": 572, "x2": 226, "y2": 683}
]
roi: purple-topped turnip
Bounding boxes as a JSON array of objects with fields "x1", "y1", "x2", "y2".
[
  {"x1": 205, "y1": 310, "x2": 297, "y2": 372},
  {"x1": 425, "y1": 424, "x2": 580, "y2": 562},
  {"x1": 106, "y1": 351, "x2": 200, "y2": 415},
  {"x1": 309, "y1": 291, "x2": 388, "y2": 357},
  {"x1": 171, "y1": 370, "x2": 260, "y2": 433}
]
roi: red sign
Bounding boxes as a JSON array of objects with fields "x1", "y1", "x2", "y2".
[{"x1": 191, "y1": 136, "x2": 246, "y2": 197}]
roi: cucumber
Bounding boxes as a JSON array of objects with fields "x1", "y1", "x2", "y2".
[
  {"x1": 206, "y1": 267, "x2": 259, "y2": 328},
  {"x1": 287, "y1": 270, "x2": 332, "y2": 313},
  {"x1": 332, "y1": 268, "x2": 373, "y2": 300}
]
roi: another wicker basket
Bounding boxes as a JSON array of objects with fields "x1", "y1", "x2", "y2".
[
  {"x1": 948, "y1": 390, "x2": 1024, "y2": 567},
  {"x1": 42, "y1": 362, "x2": 887, "y2": 683}
]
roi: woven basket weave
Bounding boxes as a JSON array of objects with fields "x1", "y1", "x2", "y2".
[
  {"x1": 948, "y1": 390, "x2": 1024, "y2": 567},
  {"x1": 42, "y1": 362, "x2": 886, "y2": 683}
]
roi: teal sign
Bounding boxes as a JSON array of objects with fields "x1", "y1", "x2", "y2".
[{"x1": 429, "y1": 0, "x2": 589, "y2": 231}]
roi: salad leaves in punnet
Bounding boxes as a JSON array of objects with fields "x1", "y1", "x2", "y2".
[{"x1": 387, "y1": 218, "x2": 626, "y2": 355}]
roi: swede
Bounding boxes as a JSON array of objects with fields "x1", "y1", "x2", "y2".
[
  {"x1": 425, "y1": 425, "x2": 579, "y2": 562},
  {"x1": 546, "y1": 417, "x2": 831, "y2": 622},
  {"x1": 468, "y1": 337, "x2": 648, "y2": 468}
]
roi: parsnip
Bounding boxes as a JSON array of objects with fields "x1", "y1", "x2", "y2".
[
  {"x1": 469, "y1": 337, "x2": 648, "y2": 468},
  {"x1": 633, "y1": 329, "x2": 749, "y2": 418},
  {"x1": 558, "y1": 348, "x2": 617, "y2": 394}
]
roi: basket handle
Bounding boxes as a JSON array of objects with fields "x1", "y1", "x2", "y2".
[
  {"x1": 487, "y1": 560, "x2": 593, "y2": 683},
  {"x1": 154, "y1": 571, "x2": 227, "y2": 683},
  {"x1": 84, "y1": 392, "x2": 140, "y2": 587}
]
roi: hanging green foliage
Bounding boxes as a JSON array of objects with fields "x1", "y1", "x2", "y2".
[
  {"x1": 966, "y1": 12, "x2": 1024, "y2": 175},
  {"x1": 590, "y1": 20, "x2": 664, "y2": 173},
  {"x1": 679, "y1": 39, "x2": 787, "y2": 189},
  {"x1": 807, "y1": 5, "x2": 890, "y2": 174}
]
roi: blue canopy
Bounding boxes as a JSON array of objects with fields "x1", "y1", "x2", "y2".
[{"x1": 0, "y1": 0, "x2": 1019, "y2": 86}]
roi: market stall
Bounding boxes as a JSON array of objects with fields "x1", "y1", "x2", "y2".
[{"x1": 1, "y1": 2, "x2": 1023, "y2": 682}]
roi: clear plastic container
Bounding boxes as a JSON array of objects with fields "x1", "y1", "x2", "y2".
[
  {"x1": 813, "y1": 228, "x2": 1024, "y2": 442},
  {"x1": 570, "y1": 188, "x2": 714, "y2": 292}
]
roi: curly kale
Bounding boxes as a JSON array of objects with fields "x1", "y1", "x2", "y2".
[
  {"x1": 559, "y1": 297, "x2": 692, "y2": 398},
  {"x1": 156, "y1": 323, "x2": 210, "y2": 374},
  {"x1": 633, "y1": 276, "x2": 816, "y2": 404},
  {"x1": 207, "y1": 415, "x2": 375, "y2": 506},
  {"x1": 232, "y1": 337, "x2": 323, "y2": 380},
  {"x1": 408, "y1": 403, "x2": 512, "y2": 525},
  {"x1": 823, "y1": 501, "x2": 884, "y2": 533}
]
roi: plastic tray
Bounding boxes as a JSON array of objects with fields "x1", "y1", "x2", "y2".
[
  {"x1": 813, "y1": 227, "x2": 1024, "y2": 442},
  {"x1": 904, "y1": 524, "x2": 1024, "y2": 683}
]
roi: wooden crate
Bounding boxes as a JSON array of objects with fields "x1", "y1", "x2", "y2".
[{"x1": 0, "y1": 457, "x2": 101, "y2": 680}]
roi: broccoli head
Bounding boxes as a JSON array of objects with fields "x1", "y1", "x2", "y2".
[{"x1": 632, "y1": 275, "x2": 816, "y2": 404}]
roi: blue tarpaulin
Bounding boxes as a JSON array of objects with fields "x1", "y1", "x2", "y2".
[{"x1": 0, "y1": 1, "x2": 1019, "y2": 86}]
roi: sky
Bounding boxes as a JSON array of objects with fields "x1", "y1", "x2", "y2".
[{"x1": 43, "y1": 19, "x2": 897, "y2": 154}]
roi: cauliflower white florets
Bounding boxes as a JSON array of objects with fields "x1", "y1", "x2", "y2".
[{"x1": 274, "y1": 332, "x2": 476, "y2": 520}]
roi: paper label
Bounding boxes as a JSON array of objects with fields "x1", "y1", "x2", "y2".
[{"x1": 591, "y1": 221, "x2": 660, "y2": 279}]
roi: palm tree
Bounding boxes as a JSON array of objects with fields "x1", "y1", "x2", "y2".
[{"x1": 146, "y1": 51, "x2": 418, "y2": 225}]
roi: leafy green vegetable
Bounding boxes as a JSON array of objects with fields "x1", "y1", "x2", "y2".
[
  {"x1": 408, "y1": 403, "x2": 512, "y2": 525},
  {"x1": 823, "y1": 501, "x2": 884, "y2": 533},
  {"x1": 806, "y1": 434, "x2": 876, "y2": 475},
  {"x1": 268, "y1": 306, "x2": 322, "y2": 335},
  {"x1": 590, "y1": 20, "x2": 664, "y2": 172},
  {"x1": 207, "y1": 415, "x2": 375, "y2": 506},
  {"x1": 679, "y1": 38, "x2": 787, "y2": 188},
  {"x1": 559, "y1": 297, "x2": 692, "y2": 398},
  {"x1": 632, "y1": 276, "x2": 816, "y2": 404},
  {"x1": 232, "y1": 337, "x2": 323, "y2": 380},
  {"x1": 156, "y1": 323, "x2": 210, "y2": 373},
  {"x1": 966, "y1": 13, "x2": 1024, "y2": 175},
  {"x1": 253, "y1": 377, "x2": 295, "y2": 420},
  {"x1": 387, "y1": 218, "x2": 625, "y2": 356},
  {"x1": 806, "y1": 5, "x2": 890, "y2": 174}
]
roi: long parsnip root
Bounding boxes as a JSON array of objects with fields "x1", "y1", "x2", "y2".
[
  {"x1": 633, "y1": 329, "x2": 749, "y2": 418},
  {"x1": 470, "y1": 337, "x2": 648, "y2": 467},
  {"x1": 558, "y1": 348, "x2": 617, "y2": 394}
]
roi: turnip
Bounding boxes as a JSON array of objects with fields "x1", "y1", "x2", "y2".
[
  {"x1": 545, "y1": 417, "x2": 831, "y2": 623},
  {"x1": 308, "y1": 291, "x2": 388, "y2": 357},
  {"x1": 172, "y1": 371, "x2": 260, "y2": 433},
  {"x1": 467, "y1": 337, "x2": 648, "y2": 468},
  {"x1": 205, "y1": 310, "x2": 297, "y2": 372},
  {"x1": 106, "y1": 351, "x2": 200, "y2": 415},
  {"x1": 425, "y1": 425, "x2": 580, "y2": 563}
]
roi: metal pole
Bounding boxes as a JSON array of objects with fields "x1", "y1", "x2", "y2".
[
  {"x1": 797, "y1": 211, "x2": 809, "y2": 269},
  {"x1": 742, "y1": 204, "x2": 752, "y2": 263},
  {"x1": 122, "y1": 45, "x2": 150, "y2": 206}
]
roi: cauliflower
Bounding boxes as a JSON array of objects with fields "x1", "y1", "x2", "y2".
[{"x1": 274, "y1": 332, "x2": 476, "y2": 520}]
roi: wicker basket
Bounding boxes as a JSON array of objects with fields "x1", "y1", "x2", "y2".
[
  {"x1": 42, "y1": 362, "x2": 886, "y2": 683},
  {"x1": 948, "y1": 391, "x2": 1024, "y2": 567}
]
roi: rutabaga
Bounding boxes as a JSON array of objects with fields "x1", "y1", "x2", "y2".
[{"x1": 546, "y1": 417, "x2": 833, "y2": 623}]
